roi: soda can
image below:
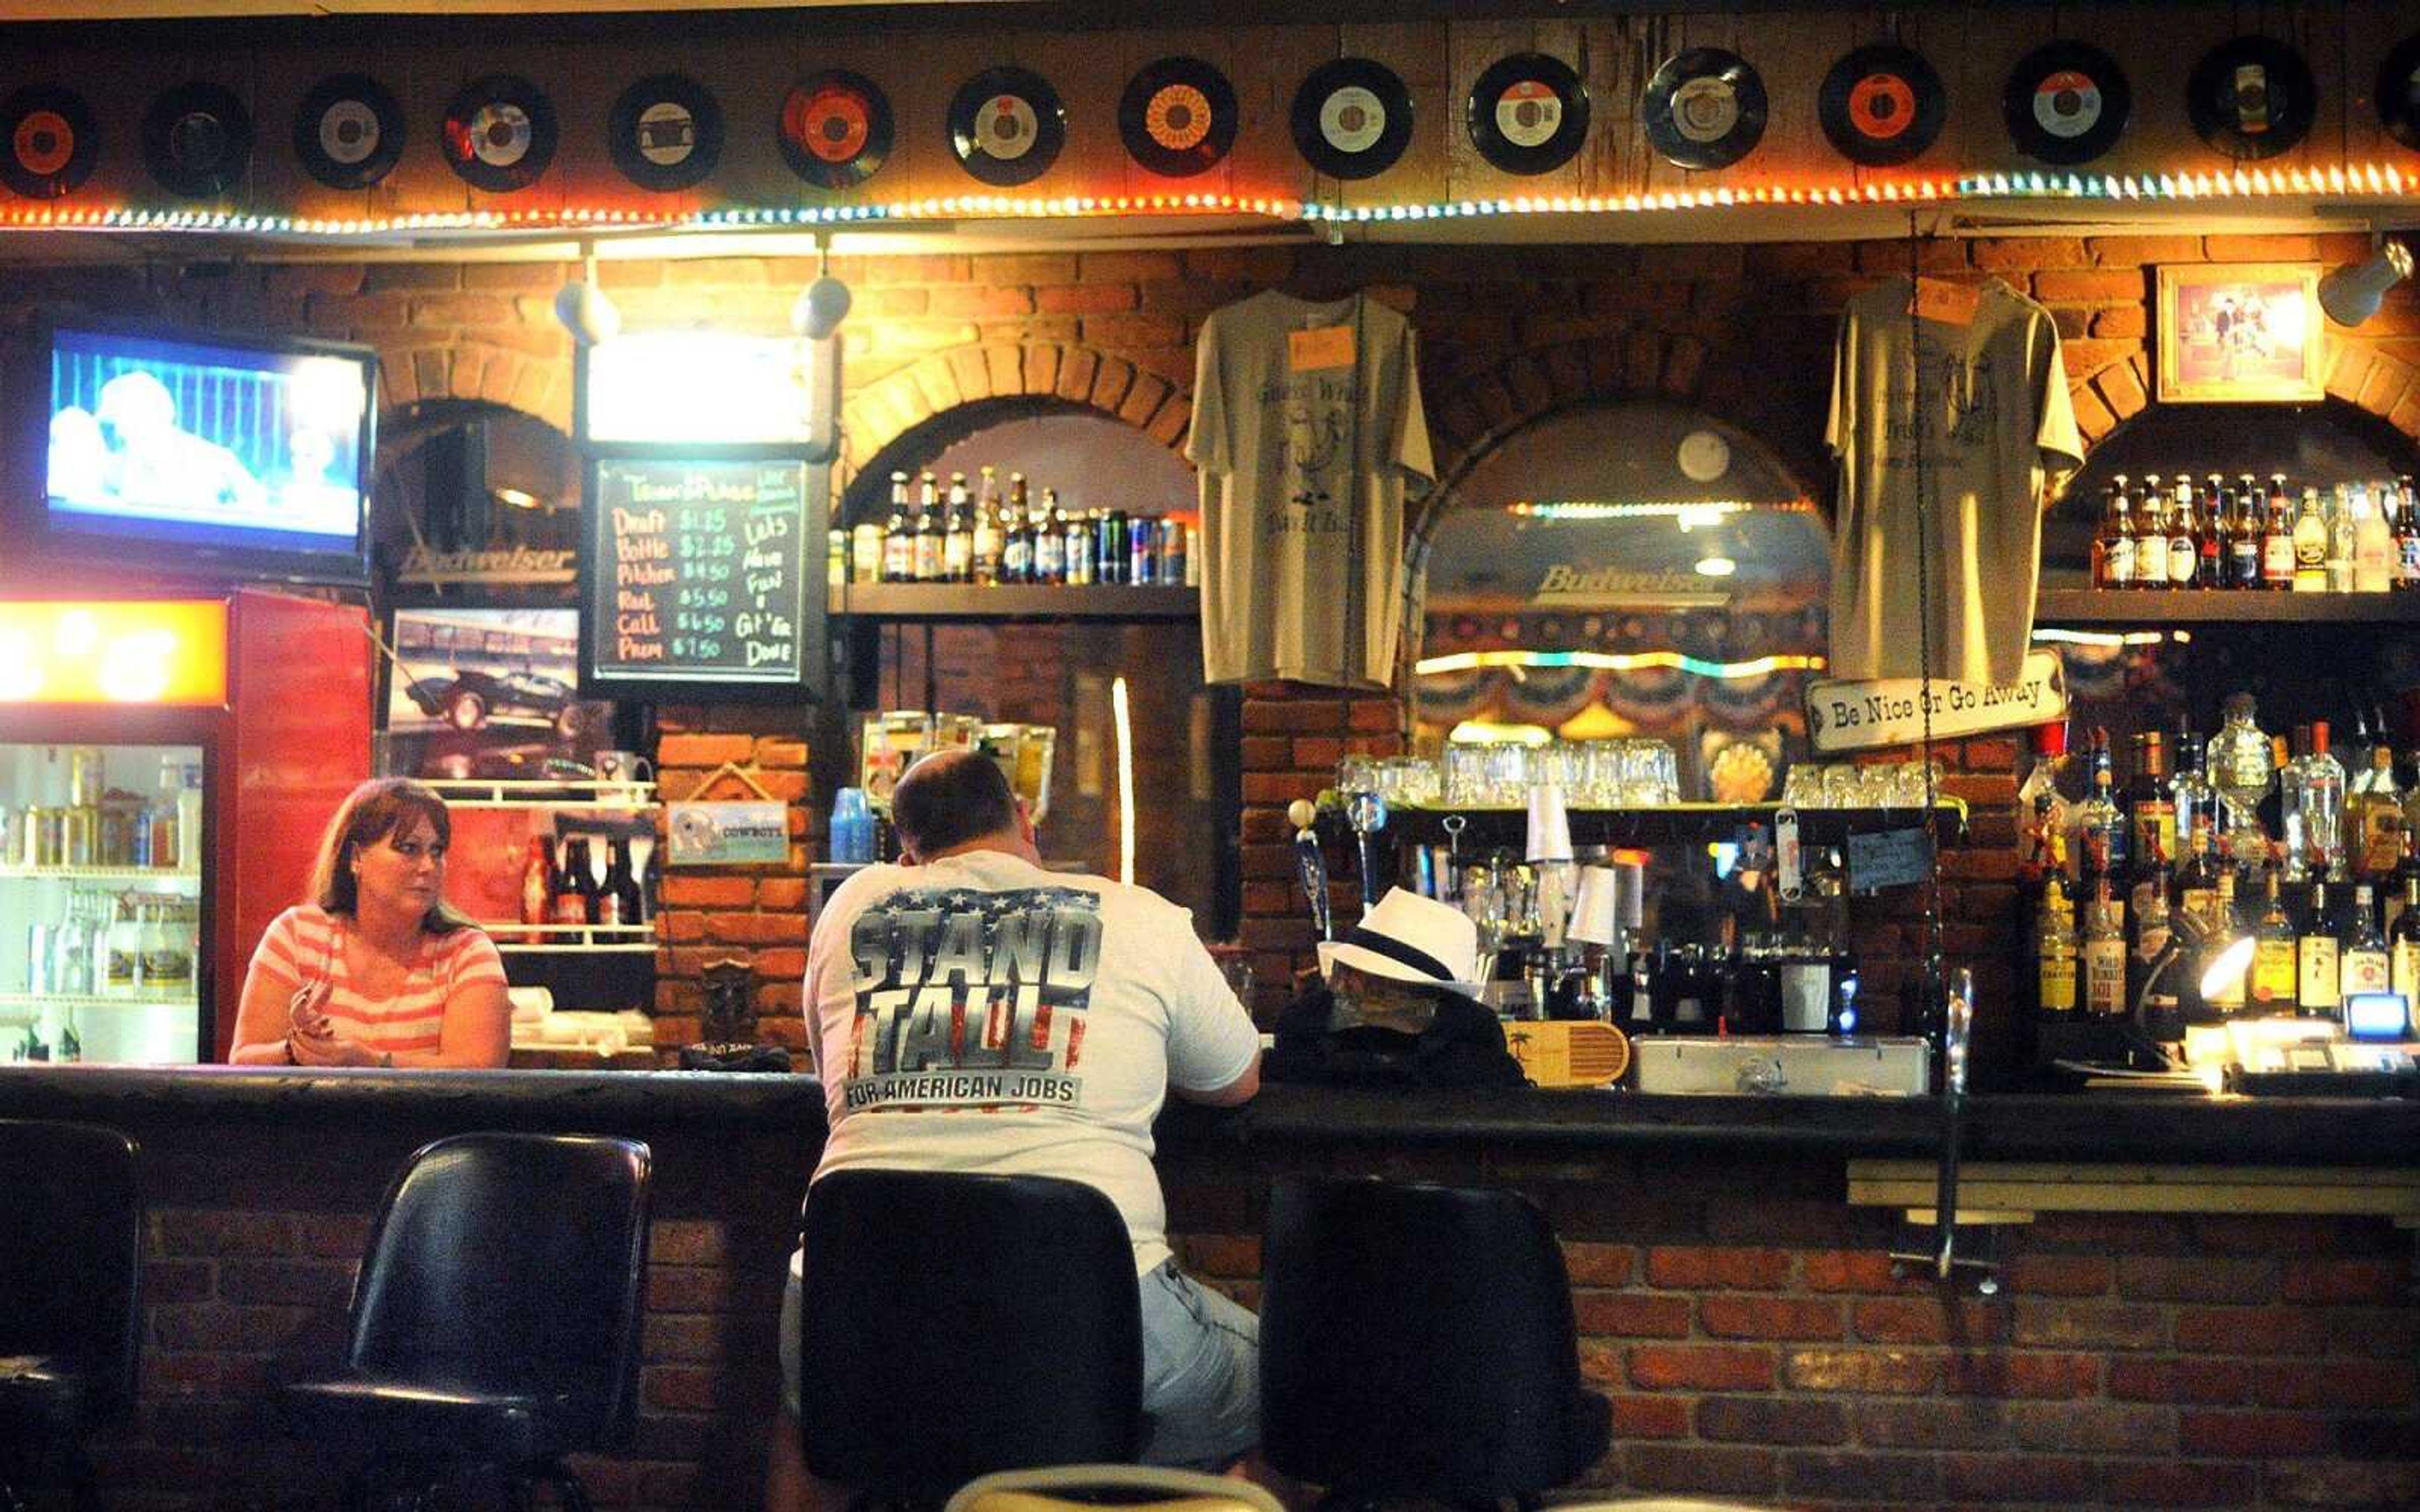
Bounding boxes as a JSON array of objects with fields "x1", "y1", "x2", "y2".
[
  {"x1": 1131, "y1": 516, "x2": 1157, "y2": 585},
  {"x1": 62, "y1": 807, "x2": 95, "y2": 868},
  {"x1": 33, "y1": 808, "x2": 63, "y2": 868},
  {"x1": 1159, "y1": 516, "x2": 1187, "y2": 587}
]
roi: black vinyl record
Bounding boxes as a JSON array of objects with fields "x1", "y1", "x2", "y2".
[
  {"x1": 1818, "y1": 43, "x2": 1945, "y2": 166},
  {"x1": 1643, "y1": 48, "x2": 1766, "y2": 170},
  {"x1": 1119, "y1": 56, "x2": 1236, "y2": 178},
  {"x1": 609, "y1": 74, "x2": 723, "y2": 192},
  {"x1": 779, "y1": 70, "x2": 892, "y2": 190},
  {"x1": 0, "y1": 86, "x2": 98, "y2": 200},
  {"x1": 441, "y1": 74, "x2": 558, "y2": 192},
  {"x1": 294, "y1": 74, "x2": 404, "y2": 190},
  {"x1": 1465, "y1": 52, "x2": 1588, "y2": 175},
  {"x1": 2379, "y1": 33, "x2": 2420, "y2": 154},
  {"x1": 1291, "y1": 57, "x2": 1413, "y2": 180},
  {"x1": 947, "y1": 67, "x2": 1065, "y2": 188},
  {"x1": 2186, "y1": 37, "x2": 2315, "y2": 161},
  {"x1": 2003, "y1": 42, "x2": 2129, "y2": 166},
  {"x1": 141, "y1": 81, "x2": 251, "y2": 198}
]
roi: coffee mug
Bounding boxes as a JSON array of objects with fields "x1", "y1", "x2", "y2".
[{"x1": 596, "y1": 750, "x2": 654, "y2": 783}]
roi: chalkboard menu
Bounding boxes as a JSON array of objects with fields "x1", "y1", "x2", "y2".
[{"x1": 580, "y1": 455, "x2": 821, "y2": 699}]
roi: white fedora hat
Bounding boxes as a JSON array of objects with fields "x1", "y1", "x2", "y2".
[{"x1": 1317, "y1": 888, "x2": 1485, "y2": 1000}]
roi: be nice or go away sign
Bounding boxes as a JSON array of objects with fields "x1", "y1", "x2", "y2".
[{"x1": 1806, "y1": 650, "x2": 2066, "y2": 754}]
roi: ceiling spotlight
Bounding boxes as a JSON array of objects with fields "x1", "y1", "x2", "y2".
[
  {"x1": 791, "y1": 274, "x2": 853, "y2": 341},
  {"x1": 553, "y1": 278, "x2": 621, "y2": 346},
  {"x1": 2319, "y1": 238, "x2": 2413, "y2": 328}
]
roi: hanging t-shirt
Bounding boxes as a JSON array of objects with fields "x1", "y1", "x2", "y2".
[
  {"x1": 1189, "y1": 289, "x2": 1433, "y2": 690},
  {"x1": 1826, "y1": 275, "x2": 2083, "y2": 685},
  {"x1": 804, "y1": 849, "x2": 1260, "y2": 1275}
]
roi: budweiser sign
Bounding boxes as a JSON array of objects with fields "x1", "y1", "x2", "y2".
[{"x1": 396, "y1": 544, "x2": 577, "y2": 585}]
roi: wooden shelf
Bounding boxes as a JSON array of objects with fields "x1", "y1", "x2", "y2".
[
  {"x1": 1374, "y1": 801, "x2": 1968, "y2": 849},
  {"x1": 832, "y1": 584, "x2": 1198, "y2": 621},
  {"x1": 0, "y1": 866, "x2": 200, "y2": 885},
  {"x1": 2035, "y1": 588, "x2": 2420, "y2": 626}
]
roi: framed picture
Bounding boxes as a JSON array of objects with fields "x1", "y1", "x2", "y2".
[
  {"x1": 379, "y1": 602, "x2": 615, "y2": 782},
  {"x1": 2156, "y1": 263, "x2": 2325, "y2": 403}
]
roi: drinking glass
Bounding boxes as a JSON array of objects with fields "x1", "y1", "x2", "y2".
[
  {"x1": 1378, "y1": 756, "x2": 1440, "y2": 807},
  {"x1": 1781, "y1": 763, "x2": 1824, "y2": 808},
  {"x1": 1444, "y1": 743, "x2": 1494, "y2": 806},
  {"x1": 1335, "y1": 754, "x2": 1380, "y2": 797}
]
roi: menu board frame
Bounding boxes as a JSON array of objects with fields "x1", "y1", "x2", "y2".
[{"x1": 576, "y1": 446, "x2": 830, "y2": 704}]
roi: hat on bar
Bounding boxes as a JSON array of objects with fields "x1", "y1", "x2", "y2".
[{"x1": 1317, "y1": 888, "x2": 1485, "y2": 999}]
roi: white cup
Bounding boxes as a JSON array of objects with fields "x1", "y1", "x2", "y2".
[
  {"x1": 1526, "y1": 782, "x2": 1574, "y2": 864},
  {"x1": 596, "y1": 750, "x2": 654, "y2": 783}
]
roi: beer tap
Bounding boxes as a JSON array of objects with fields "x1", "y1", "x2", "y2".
[
  {"x1": 1286, "y1": 799, "x2": 1333, "y2": 941},
  {"x1": 1339, "y1": 778, "x2": 1388, "y2": 919}
]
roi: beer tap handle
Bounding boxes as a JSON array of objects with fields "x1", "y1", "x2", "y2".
[{"x1": 1287, "y1": 799, "x2": 1333, "y2": 941}]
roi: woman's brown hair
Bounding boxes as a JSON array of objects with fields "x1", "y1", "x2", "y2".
[{"x1": 306, "y1": 778, "x2": 472, "y2": 934}]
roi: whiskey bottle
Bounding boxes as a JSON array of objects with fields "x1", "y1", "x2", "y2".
[
  {"x1": 2298, "y1": 879, "x2": 2342, "y2": 1019},
  {"x1": 2250, "y1": 868, "x2": 2298, "y2": 1012}
]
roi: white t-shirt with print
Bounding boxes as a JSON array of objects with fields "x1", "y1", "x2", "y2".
[{"x1": 804, "y1": 849, "x2": 1260, "y2": 1274}]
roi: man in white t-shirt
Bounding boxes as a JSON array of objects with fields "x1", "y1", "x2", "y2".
[{"x1": 767, "y1": 750, "x2": 1264, "y2": 1509}]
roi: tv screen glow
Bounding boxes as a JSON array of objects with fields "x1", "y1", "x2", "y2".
[{"x1": 43, "y1": 326, "x2": 372, "y2": 566}]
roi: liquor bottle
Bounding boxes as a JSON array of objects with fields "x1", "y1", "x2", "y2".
[
  {"x1": 2077, "y1": 727, "x2": 2126, "y2": 885},
  {"x1": 600, "y1": 838, "x2": 645, "y2": 929},
  {"x1": 550, "y1": 837, "x2": 597, "y2": 927},
  {"x1": 2016, "y1": 723, "x2": 2078, "y2": 880},
  {"x1": 913, "y1": 472, "x2": 944, "y2": 583},
  {"x1": 2134, "y1": 474, "x2": 2170, "y2": 588},
  {"x1": 972, "y1": 465, "x2": 1003, "y2": 585},
  {"x1": 2399, "y1": 475, "x2": 2420, "y2": 592},
  {"x1": 882, "y1": 471, "x2": 915, "y2": 583},
  {"x1": 2277, "y1": 725, "x2": 2313, "y2": 881},
  {"x1": 1001, "y1": 472, "x2": 1034, "y2": 583},
  {"x1": 2298, "y1": 879, "x2": 2342, "y2": 1018},
  {"x1": 2344, "y1": 884, "x2": 2392, "y2": 1000},
  {"x1": 2392, "y1": 871, "x2": 2420, "y2": 1014},
  {"x1": 2354, "y1": 479, "x2": 2397, "y2": 592},
  {"x1": 2208, "y1": 694, "x2": 2276, "y2": 866},
  {"x1": 2167, "y1": 478, "x2": 2200, "y2": 588},
  {"x1": 2035, "y1": 873, "x2": 2077, "y2": 1017},
  {"x1": 2305, "y1": 721, "x2": 2348, "y2": 880},
  {"x1": 1034, "y1": 489, "x2": 1067, "y2": 584},
  {"x1": 2293, "y1": 485, "x2": 2331, "y2": 592},
  {"x1": 2327, "y1": 483, "x2": 2359, "y2": 593},
  {"x1": 2203, "y1": 868, "x2": 2247, "y2": 1016},
  {"x1": 2352, "y1": 745, "x2": 2405, "y2": 879},
  {"x1": 2081, "y1": 879, "x2": 2128, "y2": 1018},
  {"x1": 517, "y1": 835, "x2": 555, "y2": 945},
  {"x1": 2388, "y1": 828, "x2": 2420, "y2": 937},
  {"x1": 2250, "y1": 868, "x2": 2299, "y2": 1011},
  {"x1": 2262, "y1": 474, "x2": 2297, "y2": 590},
  {"x1": 2228, "y1": 474, "x2": 2264, "y2": 590},
  {"x1": 2199, "y1": 474, "x2": 2227, "y2": 588},
  {"x1": 2092, "y1": 475, "x2": 2135, "y2": 588},
  {"x1": 1065, "y1": 508, "x2": 1097, "y2": 586},
  {"x1": 2171, "y1": 718, "x2": 2218, "y2": 848},
  {"x1": 2126, "y1": 730, "x2": 2176, "y2": 876},
  {"x1": 2174, "y1": 814, "x2": 2221, "y2": 932},
  {"x1": 2127, "y1": 840, "x2": 2172, "y2": 1011},
  {"x1": 942, "y1": 472, "x2": 974, "y2": 583}
]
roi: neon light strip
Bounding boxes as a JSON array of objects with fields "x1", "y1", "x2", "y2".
[
  {"x1": 2, "y1": 162, "x2": 2411, "y2": 240},
  {"x1": 1415, "y1": 649, "x2": 1826, "y2": 679},
  {"x1": 1111, "y1": 674, "x2": 1136, "y2": 886}
]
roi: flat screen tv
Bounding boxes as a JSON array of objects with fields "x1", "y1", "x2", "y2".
[{"x1": 12, "y1": 319, "x2": 377, "y2": 584}]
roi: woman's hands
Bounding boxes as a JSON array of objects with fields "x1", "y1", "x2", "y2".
[{"x1": 287, "y1": 980, "x2": 378, "y2": 1067}]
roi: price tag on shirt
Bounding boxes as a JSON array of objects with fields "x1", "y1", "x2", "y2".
[
  {"x1": 1908, "y1": 277, "x2": 1980, "y2": 327},
  {"x1": 1287, "y1": 324, "x2": 1355, "y2": 372}
]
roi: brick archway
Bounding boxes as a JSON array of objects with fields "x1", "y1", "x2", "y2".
[
  {"x1": 377, "y1": 341, "x2": 565, "y2": 433},
  {"x1": 2065, "y1": 343, "x2": 2420, "y2": 452},
  {"x1": 840, "y1": 343, "x2": 1191, "y2": 476}
]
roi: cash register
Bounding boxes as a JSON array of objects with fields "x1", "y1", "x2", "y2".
[{"x1": 2196, "y1": 997, "x2": 2420, "y2": 1097}]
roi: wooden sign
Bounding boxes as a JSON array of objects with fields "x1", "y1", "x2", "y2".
[{"x1": 1806, "y1": 649, "x2": 2066, "y2": 753}]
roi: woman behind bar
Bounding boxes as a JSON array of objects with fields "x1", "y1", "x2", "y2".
[{"x1": 229, "y1": 777, "x2": 511, "y2": 1068}]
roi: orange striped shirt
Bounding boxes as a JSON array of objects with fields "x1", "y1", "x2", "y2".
[{"x1": 250, "y1": 905, "x2": 507, "y2": 1056}]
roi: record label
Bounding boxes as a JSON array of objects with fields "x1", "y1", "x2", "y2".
[
  {"x1": 1292, "y1": 57, "x2": 1413, "y2": 180},
  {"x1": 1148, "y1": 84, "x2": 1212, "y2": 151},
  {"x1": 442, "y1": 76, "x2": 557, "y2": 191},
  {"x1": 2186, "y1": 38, "x2": 2314, "y2": 160},
  {"x1": 609, "y1": 74, "x2": 722, "y2": 191},
  {"x1": 2032, "y1": 72, "x2": 2101, "y2": 138},
  {"x1": 142, "y1": 81, "x2": 252, "y2": 198},
  {"x1": 2004, "y1": 42, "x2": 2129, "y2": 166},
  {"x1": 470, "y1": 104, "x2": 533, "y2": 166},
  {"x1": 947, "y1": 67, "x2": 1063, "y2": 186},
  {"x1": 1494, "y1": 81, "x2": 1562, "y2": 149},
  {"x1": 1465, "y1": 53, "x2": 1586, "y2": 176},
  {"x1": 1120, "y1": 57, "x2": 1236, "y2": 178},
  {"x1": 0, "y1": 86, "x2": 96, "y2": 199},
  {"x1": 780, "y1": 71, "x2": 892, "y2": 188},
  {"x1": 1819, "y1": 44, "x2": 1945, "y2": 166},
  {"x1": 295, "y1": 74, "x2": 405, "y2": 190},
  {"x1": 2376, "y1": 33, "x2": 2420, "y2": 152},
  {"x1": 1644, "y1": 49, "x2": 1766, "y2": 171},
  {"x1": 636, "y1": 104, "x2": 694, "y2": 166}
]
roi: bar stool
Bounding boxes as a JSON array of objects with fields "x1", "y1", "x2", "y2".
[
  {"x1": 1260, "y1": 1174, "x2": 1612, "y2": 1511},
  {"x1": 800, "y1": 1169, "x2": 1144, "y2": 1506},
  {"x1": 0, "y1": 1120, "x2": 142, "y2": 1512},
  {"x1": 279, "y1": 1132, "x2": 653, "y2": 1512},
  {"x1": 944, "y1": 1464, "x2": 1285, "y2": 1512}
]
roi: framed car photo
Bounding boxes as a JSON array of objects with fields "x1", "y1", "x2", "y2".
[
  {"x1": 379, "y1": 603, "x2": 616, "y2": 782},
  {"x1": 2156, "y1": 263, "x2": 2325, "y2": 403}
]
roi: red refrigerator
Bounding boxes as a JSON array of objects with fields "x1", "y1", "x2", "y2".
[{"x1": 0, "y1": 588, "x2": 371, "y2": 1063}]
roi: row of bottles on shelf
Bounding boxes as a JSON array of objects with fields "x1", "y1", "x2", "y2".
[
  {"x1": 832, "y1": 466, "x2": 1197, "y2": 589},
  {"x1": 19, "y1": 888, "x2": 198, "y2": 999},
  {"x1": 1, "y1": 748, "x2": 203, "y2": 869},
  {"x1": 2089, "y1": 472, "x2": 2420, "y2": 592},
  {"x1": 511, "y1": 834, "x2": 655, "y2": 939}
]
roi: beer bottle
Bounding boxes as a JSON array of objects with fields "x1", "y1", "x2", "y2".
[
  {"x1": 1001, "y1": 472, "x2": 1034, "y2": 583},
  {"x1": 882, "y1": 471, "x2": 915, "y2": 583},
  {"x1": 2092, "y1": 475, "x2": 2135, "y2": 588},
  {"x1": 1034, "y1": 488, "x2": 1068, "y2": 584},
  {"x1": 2228, "y1": 474, "x2": 2263, "y2": 590},
  {"x1": 2199, "y1": 474, "x2": 2227, "y2": 588},
  {"x1": 972, "y1": 465, "x2": 1003, "y2": 585},
  {"x1": 2293, "y1": 486, "x2": 2331, "y2": 592},
  {"x1": 2134, "y1": 473, "x2": 2170, "y2": 588},
  {"x1": 913, "y1": 472, "x2": 944, "y2": 583},
  {"x1": 2168, "y1": 478, "x2": 2200, "y2": 588},
  {"x1": 942, "y1": 472, "x2": 974, "y2": 583}
]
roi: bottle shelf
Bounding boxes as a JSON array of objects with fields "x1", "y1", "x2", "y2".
[
  {"x1": 0, "y1": 865, "x2": 202, "y2": 885},
  {"x1": 420, "y1": 779, "x2": 658, "y2": 811},
  {"x1": 1374, "y1": 801, "x2": 1968, "y2": 849},
  {"x1": 0, "y1": 991, "x2": 197, "y2": 1011},
  {"x1": 482, "y1": 922, "x2": 659, "y2": 954},
  {"x1": 2036, "y1": 588, "x2": 2420, "y2": 626},
  {"x1": 832, "y1": 584, "x2": 1198, "y2": 621}
]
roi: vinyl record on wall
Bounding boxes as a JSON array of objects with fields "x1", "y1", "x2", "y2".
[
  {"x1": 0, "y1": 86, "x2": 98, "y2": 200},
  {"x1": 609, "y1": 74, "x2": 723, "y2": 192},
  {"x1": 142, "y1": 81, "x2": 252, "y2": 198},
  {"x1": 2186, "y1": 37, "x2": 2315, "y2": 161},
  {"x1": 947, "y1": 67, "x2": 1065, "y2": 187},
  {"x1": 778, "y1": 70, "x2": 892, "y2": 189},
  {"x1": 1291, "y1": 57, "x2": 1413, "y2": 180},
  {"x1": 1643, "y1": 49, "x2": 1766, "y2": 170},
  {"x1": 2379, "y1": 33, "x2": 2420, "y2": 153},
  {"x1": 294, "y1": 74, "x2": 405, "y2": 190},
  {"x1": 2003, "y1": 41, "x2": 2130, "y2": 165},
  {"x1": 440, "y1": 75, "x2": 558, "y2": 192},
  {"x1": 1465, "y1": 52, "x2": 1588, "y2": 176},
  {"x1": 1119, "y1": 56, "x2": 1236, "y2": 178},
  {"x1": 1817, "y1": 43, "x2": 1945, "y2": 166}
]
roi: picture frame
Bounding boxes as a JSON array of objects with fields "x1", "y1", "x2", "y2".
[{"x1": 2155, "y1": 263, "x2": 2325, "y2": 403}]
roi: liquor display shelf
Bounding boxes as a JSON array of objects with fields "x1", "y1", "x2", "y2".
[
  {"x1": 483, "y1": 922, "x2": 658, "y2": 955},
  {"x1": 1372, "y1": 799, "x2": 1969, "y2": 848},
  {"x1": 420, "y1": 778, "x2": 657, "y2": 811},
  {"x1": 0, "y1": 865, "x2": 201, "y2": 884},
  {"x1": 833, "y1": 584, "x2": 1198, "y2": 621},
  {"x1": 2036, "y1": 588, "x2": 2420, "y2": 625},
  {"x1": 0, "y1": 991, "x2": 195, "y2": 1011}
]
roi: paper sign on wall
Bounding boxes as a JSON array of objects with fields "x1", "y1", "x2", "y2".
[
  {"x1": 667, "y1": 801, "x2": 791, "y2": 866},
  {"x1": 1806, "y1": 650, "x2": 2066, "y2": 754}
]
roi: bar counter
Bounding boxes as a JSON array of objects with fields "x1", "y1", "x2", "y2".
[{"x1": 2, "y1": 1067, "x2": 2414, "y2": 1509}]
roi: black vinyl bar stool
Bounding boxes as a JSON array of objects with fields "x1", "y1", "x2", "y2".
[
  {"x1": 279, "y1": 1132, "x2": 653, "y2": 1512},
  {"x1": 1260, "y1": 1174, "x2": 1612, "y2": 1511},
  {"x1": 0, "y1": 1120, "x2": 142, "y2": 1512},
  {"x1": 801, "y1": 1169, "x2": 1144, "y2": 1507}
]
